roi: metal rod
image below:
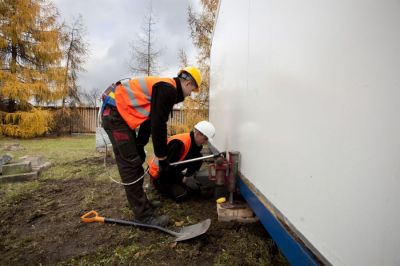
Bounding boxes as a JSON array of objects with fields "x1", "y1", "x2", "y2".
[
  {"x1": 170, "y1": 153, "x2": 223, "y2": 166},
  {"x1": 229, "y1": 192, "x2": 234, "y2": 204}
]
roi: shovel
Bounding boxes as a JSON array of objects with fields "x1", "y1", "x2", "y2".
[{"x1": 80, "y1": 210, "x2": 211, "y2": 242}]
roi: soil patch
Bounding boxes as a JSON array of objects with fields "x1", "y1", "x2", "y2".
[{"x1": 0, "y1": 156, "x2": 288, "y2": 265}]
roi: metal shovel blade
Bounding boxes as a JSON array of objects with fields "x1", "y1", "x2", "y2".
[
  {"x1": 171, "y1": 218, "x2": 211, "y2": 241},
  {"x1": 130, "y1": 218, "x2": 212, "y2": 242}
]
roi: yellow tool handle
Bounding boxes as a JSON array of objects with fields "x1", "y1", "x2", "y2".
[
  {"x1": 216, "y1": 197, "x2": 226, "y2": 204},
  {"x1": 80, "y1": 210, "x2": 105, "y2": 223}
]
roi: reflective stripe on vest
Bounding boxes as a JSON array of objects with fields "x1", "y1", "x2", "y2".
[
  {"x1": 115, "y1": 77, "x2": 176, "y2": 129},
  {"x1": 120, "y1": 79, "x2": 150, "y2": 117},
  {"x1": 148, "y1": 133, "x2": 192, "y2": 179}
]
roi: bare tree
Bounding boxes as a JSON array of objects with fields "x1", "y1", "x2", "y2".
[
  {"x1": 178, "y1": 48, "x2": 189, "y2": 68},
  {"x1": 61, "y1": 15, "x2": 89, "y2": 107},
  {"x1": 81, "y1": 87, "x2": 101, "y2": 107},
  {"x1": 129, "y1": 3, "x2": 162, "y2": 76}
]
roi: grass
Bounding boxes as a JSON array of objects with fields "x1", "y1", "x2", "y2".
[
  {"x1": 0, "y1": 134, "x2": 147, "y2": 199},
  {"x1": 0, "y1": 134, "x2": 289, "y2": 266},
  {"x1": 0, "y1": 135, "x2": 103, "y2": 202},
  {"x1": 0, "y1": 135, "x2": 96, "y2": 163}
]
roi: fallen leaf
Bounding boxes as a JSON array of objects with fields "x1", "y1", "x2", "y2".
[{"x1": 175, "y1": 220, "x2": 184, "y2": 227}]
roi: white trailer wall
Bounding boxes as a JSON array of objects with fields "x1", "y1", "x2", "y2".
[{"x1": 209, "y1": 1, "x2": 400, "y2": 265}]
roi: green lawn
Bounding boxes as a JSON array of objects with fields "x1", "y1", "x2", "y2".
[{"x1": 0, "y1": 134, "x2": 288, "y2": 266}]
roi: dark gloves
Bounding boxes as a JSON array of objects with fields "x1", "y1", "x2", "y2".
[
  {"x1": 183, "y1": 175, "x2": 201, "y2": 190},
  {"x1": 158, "y1": 159, "x2": 174, "y2": 175}
]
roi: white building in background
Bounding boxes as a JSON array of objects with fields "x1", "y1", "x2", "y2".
[{"x1": 209, "y1": 1, "x2": 400, "y2": 265}]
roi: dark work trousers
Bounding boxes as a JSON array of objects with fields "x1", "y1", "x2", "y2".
[
  {"x1": 153, "y1": 168, "x2": 187, "y2": 200},
  {"x1": 101, "y1": 106, "x2": 153, "y2": 220}
]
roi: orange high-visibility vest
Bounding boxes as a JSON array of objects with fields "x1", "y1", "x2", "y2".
[
  {"x1": 148, "y1": 133, "x2": 192, "y2": 179},
  {"x1": 114, "y1": 77, "x2": 177, "y2": 129}
]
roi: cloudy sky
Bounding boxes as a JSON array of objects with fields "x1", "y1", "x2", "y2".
[{"x1": 53, "y1": 0, "x2": 200, "y2": 93}]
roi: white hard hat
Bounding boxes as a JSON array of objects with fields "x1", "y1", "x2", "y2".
[{"x1": 194, "y1": 121, "x2": 215, "y2": 141}]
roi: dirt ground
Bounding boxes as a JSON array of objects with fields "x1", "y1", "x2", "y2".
[{"x1": 0, "y1": 137, "x2": 288, "y2": 265}]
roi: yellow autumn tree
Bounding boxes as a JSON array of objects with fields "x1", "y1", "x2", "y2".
[
  {"x1": 0, "y1": 0, "x2": 66, "y2": 137},
  {"x1": 180, "y1": 0, "x2": 219, "y2": 131}
]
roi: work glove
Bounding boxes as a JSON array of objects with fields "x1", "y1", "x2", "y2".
[
  {"x1": 183, "y1": 175, "x2": 201, "y2": 190},
  {"x1": 158, "y1": 159, "x2": 173, "y2": 175}
]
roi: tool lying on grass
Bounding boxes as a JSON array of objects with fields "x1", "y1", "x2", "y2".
[{"x1": 81, "y1": 210, "x2": 211, "y2": 242}]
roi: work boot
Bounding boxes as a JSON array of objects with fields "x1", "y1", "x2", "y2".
[
  {"x1": 149, "y1": 200, "x2": 162, "y2": 208},
  {"x1": 137, "y1": 214, "x2": 169, "y2": 227},
  {"x1": 171, "y1": 184, "x2": 188, "y2": 203}
]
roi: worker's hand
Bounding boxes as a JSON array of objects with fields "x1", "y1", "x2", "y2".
[
  {"x1": 183, "y1": 176, "x2": 201, "y2": 190},
  {"x1": 158, "y1": 159, "x2": 173, "y2": 175}
]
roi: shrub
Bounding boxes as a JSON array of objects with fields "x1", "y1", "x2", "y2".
[
  {"x1": 50, "y1": 108, "x2": 83, "y2": 136},
  {"x1": 0, "y1": 108, "x2": 52, "y2": 138}
]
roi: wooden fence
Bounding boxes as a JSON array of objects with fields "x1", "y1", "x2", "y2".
[
  {"x1": 168, "y1": 108, "x2": 208, "y2": 128},
  {"x1": 73, "y1": 107, "x2": 99, "y2": 133},
  {"x1": 47, "y1": 107, "x2": 208, "y2": 133}
]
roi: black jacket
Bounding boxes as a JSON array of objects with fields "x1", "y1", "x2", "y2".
[
  {"x1": 136, "y1": 77, "x2": 184, "y2": 158},
  {"x1": 166, "y1": 131, "x2": 203, "y2": 177}
]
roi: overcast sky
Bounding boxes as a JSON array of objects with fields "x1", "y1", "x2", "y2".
[{"x1": 53, "y1": 0, "x2": 200, "y2": 93}]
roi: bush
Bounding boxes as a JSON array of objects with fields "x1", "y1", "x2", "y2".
[
  {"x1": 0, "y1": 108, "x2": 52, "y2": 138},
  {"x1": 50, "y1": 108, "x2": 83, "y2": 136}
]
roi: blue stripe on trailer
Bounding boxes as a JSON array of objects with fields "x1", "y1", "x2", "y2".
[{"x1": 237, "y1": 178, "x2": 320, "y2": 266}]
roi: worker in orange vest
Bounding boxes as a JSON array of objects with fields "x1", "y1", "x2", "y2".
[
  {"x1": 101, "y1": 67, "x2": 202, "y2": 227},
  {"x1": 148, "y1": 121, "x2": 216, "y2": 202}
]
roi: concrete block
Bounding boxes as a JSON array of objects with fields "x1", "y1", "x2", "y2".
[
  {"x1": 0, "y1": 154, "x2": 12, "y2": 166},
  {"x1": 96, "y1": 144, "x2": 114, "y2": 158},
  {"x1": 18, "y1": 156, "x2": 51, "y2": 173},
  {"x1": 36, "y1": 161, "x2": 52, "y2": 173},
  {"x1": 2, "y1": 162, "x2": 32, "y2": 175},
  {"x1": 217, "y1": 202, "x2": 259, "y2": 223},
  {"x1": 0, "y1": 154, "x2": 13, "y2": 174},
  {"x1": 0, "y1": 171, "x2": 38, "y2": 183},
  {"x1": 96, "y1": 127, "x2": 111, "y2": 149},
  {"x1": 19, "y1": 155, "x2": 44, "y2": 167}
]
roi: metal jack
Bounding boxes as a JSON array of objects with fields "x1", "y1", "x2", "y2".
[
  {"x1": 208, "y1": 151, "x2": 240, "y2": 204},
  {"x1": 228, "y1": 151, "x2": 240, "y2": 204}
]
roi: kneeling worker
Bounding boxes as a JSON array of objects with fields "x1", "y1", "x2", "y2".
[{"x1": 148, "y1": 121, "x2": 216, "y2": 201}]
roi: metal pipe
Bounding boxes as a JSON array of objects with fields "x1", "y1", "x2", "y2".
[{"x1": 170, "y1": 152, "x2": 225, "y2": 166}]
